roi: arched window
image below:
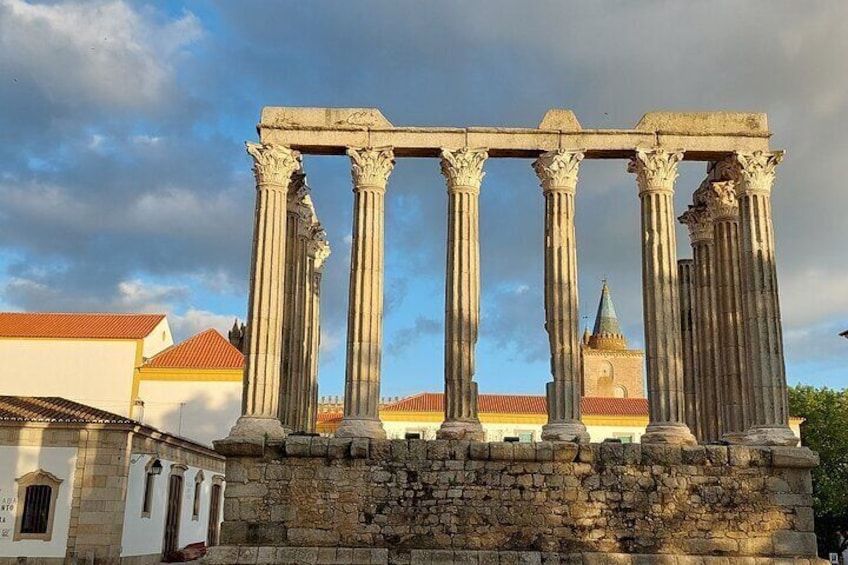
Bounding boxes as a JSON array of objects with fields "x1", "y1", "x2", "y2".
[
  {"x1": 192, "y1": 471, "x2": 204, "y2": 521},
  {"x1": 141, "y1": 457, "x2": 163, "y2": 518},
  {"x1": 14, "y1": 469, "x2": 63, "y2": 541},
  {"x1": 614, "y1": 385, "x2": 628, "y2": 398}
]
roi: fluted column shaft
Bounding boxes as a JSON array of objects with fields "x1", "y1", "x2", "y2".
[
  {"x1": 677, "y1": 259, "x2": 699, "y2": 437},
  {"x1": 680, "y1": 205, "x2": 722, "y2": 442},
  {"x1": 280, "y1": 179, "x2": 311, "y2": 431},
  {"x1": 628, "y1": 149, "x2": 696, "y2": 445},
  {"x1": 437, "y1": 148, "x2": 488, "y2": 441},
  {"x1": 533, "y1": 150, "x2": 590, "y2": 443},
  {"x1": 228, "y1": 143, "x2": 300, "y2": 439},
  {"x1": 336, "y1": 147, "x2": 395, "y2": 439},
  {"x1": 705, "y1": 179, "x2": 749, "y2": 438},
  {"x1": 302, "y1": 232, "x2": 330, "y2": 433},
  {"x1": 731, "y1": 151, "x2": 798, "y2": 446}
]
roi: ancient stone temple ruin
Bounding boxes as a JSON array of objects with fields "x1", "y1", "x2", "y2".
[{"x1": 209, "y1": 108, "x2": 823, "y2": 565}]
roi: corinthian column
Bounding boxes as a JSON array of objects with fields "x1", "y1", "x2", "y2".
[
  {"x1": 228, "y1": 143, "x2": 300, "y2": 439},
  {"x1": 628, "y1": 148, "x2": 696, "y2": 445},
  {"x1": 280, "y1": 176, "x2": 312, "y2": 431},
  {"x1": 303, "y1": 227, "x2": 330, "y2": 433},
  {"x1": 730, "y1": 151, "x2": 798, "y2": 446},
  {"x1": 679, "y1": 205, "x2": 722, "y2": 442},
  {"x1": 437, "y1": 148, "x2": 487, "y2": 441},
  {"x1": 704, "y1": 178, "x2": 749, "y2": 440},
  {"x1": 335, "y1": 147, "x2": 394, "y2": 439},
  {"x1": 677, "y1": 259, "x2": 699, "y2": 438},
  {"x1": 533, "y1": 150, "x2": 590, "y2": 443}
]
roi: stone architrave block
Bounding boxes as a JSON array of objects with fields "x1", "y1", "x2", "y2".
[
  {"x1": 641, "y1": 445, "x2": 683, "y2": 466},
  {"x1": 535, "y1": 442, "x2": 554, "y2": 462},
  {"x1": 513, "y1": 443, "x2": 536, "y2": 462},
  {"x1": 391, "y1": 440, "x2": 410, "y2": 461},
  {"x1": 490, "y1": 442, "x2": 515, "y2": 461},
  {"x1": 371, "y1": 439, "x2": 392, "y2": 460},
  {"x1": 773, "y1": 532, "x2": 818, "y2": 557},
  {"x1": 450, "y1": 440, "x2": 472, "y2": 460},
  {"x1": 554, "y1": 442, "x2": 580, "y2": 462},
  {"x1": 469, "y1": 442, "x2": 491, "y2": 461},
  {"x1": 328, "y1": 438, "x2": 353, "y2": 460},
  {"x1": 310, "y1": 437, "x2": 330, "y2": 457},
  {"x1": 772, "y1": 448, "x2": 819, "y2": 469},
  {"x1": 285, "y1": 436, "x2": 312, "y2": 457},
  {"x1": 426, "y1": 440, "x2": 451, "y2": 460},
  {"x1": 350, "y1": 438, "x2": 370, "y2": 459}
]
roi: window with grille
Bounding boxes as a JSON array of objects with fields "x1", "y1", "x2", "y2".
[
  {"x1": 20, "y1": 485, "x2": 51, "y2": 534},
  {"x1": 14, "y1": 469, "x2": 62, "y2": 541}
]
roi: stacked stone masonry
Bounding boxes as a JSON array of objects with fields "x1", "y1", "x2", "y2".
[{"x1": 209, "y1": 437, "x2": 822, "y2": 565}]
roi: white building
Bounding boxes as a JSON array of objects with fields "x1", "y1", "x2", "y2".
[
  {"x1": 0, "y1": 396, "x2": 224, "y2": 565},
  {"x1": 0, "y1": 313, "x2": 243, "y2": 447}
]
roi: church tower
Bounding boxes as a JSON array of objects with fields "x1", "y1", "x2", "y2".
[{"x1": 582, "y1": 280, "x2": 645, "y2": 398}]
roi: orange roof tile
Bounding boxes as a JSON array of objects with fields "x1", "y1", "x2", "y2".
[
  {"x1": 317, "y1": 412, "x2": 343, "y2": 425},
  {"x1": 381, "y1": 392, "x2": 648, "y2": 416},
  {"x1": 0, "y1": 312, "x2": 165, "y2": 340},
  {"x1": 145, "y1": 329, "x2": 244, "y2": 369},
  {"x1": 0, "y1": 396, "x2": 134, "y2": 424}
]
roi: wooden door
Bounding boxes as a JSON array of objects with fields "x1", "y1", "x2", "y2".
[
  {"x1": 162, "y1": 474, "x2": 183, "y2": 559},
  {"x1": 206, "y1": 483, "x2": 221, "y2": 547}
]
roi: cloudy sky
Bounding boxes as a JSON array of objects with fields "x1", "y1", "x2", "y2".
[{"x1": 1, "y1": 0, "x2": 846, "y2": 397}]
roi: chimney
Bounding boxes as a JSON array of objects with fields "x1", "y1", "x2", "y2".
[{"x1": 131, "y1": 399, "x2": 145, "y2": 423}]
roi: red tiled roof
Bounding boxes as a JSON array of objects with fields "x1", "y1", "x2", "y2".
[
  {"x1": 317, "y1": 412, "x2": 343, "y2": 425},
  {"x1": 145, "y1": 329, "x2": 244, "y2": 369},
  {"x1": 0, "y1": 312, "x2": 165, "y2": 340},
  {"x1": 381, "y1": 392, "x2": 648, "y2": 416},
  {"x1": 0, "y1": 396, "x2": 134, "y2": 424}
]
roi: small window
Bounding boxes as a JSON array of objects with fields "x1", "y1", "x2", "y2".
[
  {"x1": 14, "y1": 470, "x2": 62, "y2": 541},
  {"x1": 517, "y1": 431, "x2": 535, "y2": 443},
  {"x1": 613, "y1": 433, "x2": 634, "y2": 444},
  {"x1": 141, "y1": 458, "x2": 163, "y2": 518},
  {"x1": 192, "y1": 471, "x2": 204, "y2": 521},
  {"x1": 614, "y1": 385, "x2": 628, "y2": 398}
]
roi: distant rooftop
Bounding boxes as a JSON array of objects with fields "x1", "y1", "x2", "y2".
[
  {"x1": 145, "y1": 328, "x2": 243, "y2": 369},
  {"x1": 0, "y1": 396, "x2": 135, "y2": 424},
  {"x1": 0, "y1": 312, "x2": 165, "y2": 340}
]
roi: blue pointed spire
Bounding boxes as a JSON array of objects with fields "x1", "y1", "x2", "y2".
[{"x1": 592, "y1": 278, "x2": 623, "y2": 337}]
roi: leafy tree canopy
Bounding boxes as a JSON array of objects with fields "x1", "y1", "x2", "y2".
[{"x1": 789, "y1": 385, "x2": 848, "y2": 555}]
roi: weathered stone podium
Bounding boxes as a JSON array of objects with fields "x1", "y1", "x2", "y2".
[{"x1": 209, "y1": 108, "x2": 823, "y2": 565}]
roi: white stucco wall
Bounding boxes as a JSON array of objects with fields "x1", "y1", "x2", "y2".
[
  {"x1": 136, "y1": 381, "x2": 241, "y2": 446},
  {"x1": 141, "y1": 319, "x2": 173, "y2": 359},
  {"x1": 381, "y1": 420, "x2": 647, "y2": 443},
  {"x1": 121, "y1": 454, "x2": 223, "y2": 557},
  {"x1": 0, "y1": 445, "x2": 77, "y2": 558},
  {"x1": 0, "y1": 339, "x2": 138, "y2": 417}
]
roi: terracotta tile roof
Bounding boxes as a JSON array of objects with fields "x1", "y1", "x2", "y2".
[
  {"x1": 0, "y1": 312, "x2": 165, "y2": 340},
  {"x1": 0, "y1": 396, "x2": 134, "y2": 424},
  {"x1": 317, "y1": 412, "x2": 343, "y2": 425},
  {"x1": 145, "y1": 329, "x2": 244, "y2": 369},
  {"x1": 381, "y1": 392, "x2": 649, "y2": 416}
]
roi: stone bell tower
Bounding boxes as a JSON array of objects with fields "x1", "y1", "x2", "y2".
[{"x1": 582, "y1": 280, "x2": 645, "y2": 398}]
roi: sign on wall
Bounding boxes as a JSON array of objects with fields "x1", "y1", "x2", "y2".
[{"x1": 0, "y1": 487, "x2": 16, "y2": 541}]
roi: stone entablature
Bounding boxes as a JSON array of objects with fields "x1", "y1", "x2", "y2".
[
  {"x1": 211, "y1": 437, "x2": 820, "y2": 564},
  {"x1": 257, "y1": 108, "x2": 772, "y2": 159}
]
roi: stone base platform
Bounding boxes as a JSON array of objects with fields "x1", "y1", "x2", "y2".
[
  {"x1": 204, "y1": 548, "x2": 829, "y2": 565},
  {"x1": 212, "y1": 437, "x2": 822, "y2": 564}
]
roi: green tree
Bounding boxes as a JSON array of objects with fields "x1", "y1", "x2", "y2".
[{"x1": 788, "y1": 385, "x2": 848, "y2": 557}]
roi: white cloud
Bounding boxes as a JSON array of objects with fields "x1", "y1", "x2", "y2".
[
  {"x1": 168, "y1": 308, "x2": 236, "y2": 341},
  {"x1": 0, "y1": 0, "x2": 201, "y2": 109}
]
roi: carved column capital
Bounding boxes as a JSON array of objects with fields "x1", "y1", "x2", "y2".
[
  {"x1": 678, "y1": 205, "x2": 713, "y2": 244},
  {"x1": 704, "y1": 180, "x2": 739, "y2": 221},
  {"x1": 347, "y1": 147, "x2": 395, "y2": 189},
  {"x1": 533, "y1": 150, "x2": 584, "y2": 192},
  {"x1": 306, "y1": 226, "x2": 331, "y2": 272},
  {"x1": 627, "y1": 148, "x2": 684, "y2": 194},
  {"x1": 440, "y1": 148, "x2": 488, "y2": 192},
  {"x1": 730, "y1": 150, "x2": 784, "y2": 195},
  {"x1": 246, "y1": 142, "x2": 301, "y2": 188}
]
